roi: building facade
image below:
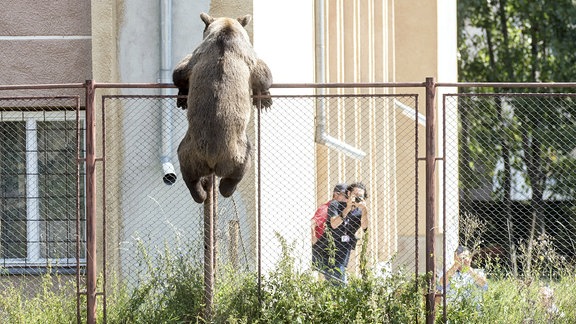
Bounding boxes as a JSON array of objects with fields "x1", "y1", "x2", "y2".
[{"x1": 0, "y1": 0, "x2": 456, "y2": 280}]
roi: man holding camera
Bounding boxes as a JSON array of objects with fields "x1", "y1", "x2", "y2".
[{"x1": 324, "y1": 182, "x2": 369, "y2": 284}]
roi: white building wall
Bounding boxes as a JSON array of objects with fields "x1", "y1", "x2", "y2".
[
  {"x1": 116, "y1": 1, "x2": 211, "y2": 279},
  {"x1": 115, "y1": 0, "x2": 315, "y2": 276},
  {"x1": 253, "y1": 0, "x2": 316, "y2": 272}
]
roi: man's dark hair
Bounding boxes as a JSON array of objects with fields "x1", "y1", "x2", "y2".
[
  {"x1": 455, "y1": 245, "x2": 470, "y2": 256},
  {"x1": 333, "y1": 183, "x2": 347, "y2": 194},
  {"x1": 347, "y1": 182, "x2": 368, "y2": 199}
]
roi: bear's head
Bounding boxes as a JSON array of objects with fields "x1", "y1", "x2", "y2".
[{"x1": 200, "y1": 12, "x2": 251, "y2": 43}]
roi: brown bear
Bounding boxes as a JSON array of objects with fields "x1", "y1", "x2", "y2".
[{"x1": 173, "y1": 12, "x2": 273, "y2": 203}]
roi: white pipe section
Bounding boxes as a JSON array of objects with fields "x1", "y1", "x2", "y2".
[
  {"x1": 394, "y1": 99, "x2": 426, "y2": 126},
  {"x1": 314, "y1": 0, "x2": 366, "y2": 160},
  {"x1": 320, "y1": 133, "x2": 367, "y2": 160},
  {"x1": 314, "y1": 0, "x2": 326, "y2": 143},
  {"x1": 160, "y1": 0, "x2": 177, "y2": 185}
]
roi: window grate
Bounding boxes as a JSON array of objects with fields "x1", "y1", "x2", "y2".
[{"x1": 0, "y1": 98, "x2": 86, "y2": 273}]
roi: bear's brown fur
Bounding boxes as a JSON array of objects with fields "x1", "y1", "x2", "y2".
[{"x1": 173, "y1": 12, "x2": 273, "y2": 203}]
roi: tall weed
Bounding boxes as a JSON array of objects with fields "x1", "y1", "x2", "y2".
[
  {"x1": 0, "y1": 269, "x2": 77, "y2": 323},
  {"x1": 2, "y1": 230, "x2": 576, "y2": 323}
]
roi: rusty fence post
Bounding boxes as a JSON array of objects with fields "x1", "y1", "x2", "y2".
[
  {"x1": 425, "y1": 77, "x2": 437, "y2": 324},
  {"x1": 85, "y1": 80, "x2": 98, "y2": 324},
  {"x1": 76, "y1": 91, "x2": 82, "y2": 324},
  {"x1": 213, "y1": 178, "x2": 218, "y2": 284},
  {"x1": 203, "y1": 174, "x2": 215, "y2": 321},
  {"x1": 257, "y1": 99, "x2": 262, "y2": 312}
]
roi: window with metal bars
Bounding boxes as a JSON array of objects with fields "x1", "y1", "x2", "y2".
[{"x1": 0, "y1": 113, "x2": 86, "y2": 273}]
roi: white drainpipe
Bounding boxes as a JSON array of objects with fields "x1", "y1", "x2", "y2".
[
  {"x1": 314, "y1": 0, "x2": 366, "y2": 160},
  {"x1": 160, "y1": 0, "x2": 177, "y2": 184}
]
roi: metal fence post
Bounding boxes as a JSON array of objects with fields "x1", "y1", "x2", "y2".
[
  {"x1": 76, "y1": 91, "x2": 83, "y2": 324},
  {"x1": 425, "y1": 77, "x2": 437, "y2": 324},
  {"x1": 257, "y1": 99, "x2": 262, "y2": 312},
  {"x1": 85, "y1": 80, "x2": 98, "y2": 324},
  {"x1": 203, "y1": 174, "x2": 215, "y2": 321}
]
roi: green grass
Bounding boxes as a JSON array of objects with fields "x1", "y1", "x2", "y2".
[
  {"x1": 0, "y1": 271, "x2": 78, "y2": 323},
  {"x1": 2, "y1": 239, "x2": 575, "y2": 323},
  {"x1": 436, "y1": 275, "x2": 575, "y2": 323}
]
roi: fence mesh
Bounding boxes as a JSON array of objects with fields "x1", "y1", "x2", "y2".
[
  {"x1": 0, "y1": 96, "x2": 85, "y2": 309},
  {"x1": 443, "y1": 93, "x2": 576, "y2": 277},
  {"x1": 258, "y1": 94, "x2": 419, "y2": 283},
  {"x1": 101, "y1": 92, "x2": 421, "y2": 292}
]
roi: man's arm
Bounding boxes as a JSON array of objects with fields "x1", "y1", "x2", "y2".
[
  {"x1": 311, "y1": 220, "x2": 318, "y2": 245},
  {"x1": 311, "y1": 203, "x2": 328, "y2": 245},
  {"x1": 330, "y1": 204, "x2": 353, "y2": 229},
  {"x1": 439, "y1": 262, "x2": 461, "y2": 288},
  {"x1": 469, "y1": 268, "x2": 488, "y2": 288}
]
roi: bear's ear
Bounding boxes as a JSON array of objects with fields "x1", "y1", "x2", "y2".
[
  {"x1": 200, "y1": 12, "x2": 214, "y2": 26},
  {"x1": 237, "y1": 14, "x2": 251, "y2": 27}
]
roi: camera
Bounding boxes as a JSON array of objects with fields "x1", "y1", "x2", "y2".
[{"x1": 355, "y1": 197, "x2": 363, "y2": 203}]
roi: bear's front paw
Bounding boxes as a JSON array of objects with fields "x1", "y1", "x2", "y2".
[
  {"x1": 252, "y1": 90, "x2": 272, "y2": 109},
  {"x1": 176, "y1": 97, "x2": 188, "y2": 109}
]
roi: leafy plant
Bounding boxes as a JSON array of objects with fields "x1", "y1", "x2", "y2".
[
  {"x1": 3, "y1": 233, "x2": 576, "y2": 323},
  {"x1": 0, "y1": 269, "x2": 77, "y2": 323}
]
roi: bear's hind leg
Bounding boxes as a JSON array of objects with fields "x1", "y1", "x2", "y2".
[
  {"x1": 182, "y1": 174, "x2": 207, "y2": 203},
  {"x1": 218, "y1": 150, "x2": 251, "y2": 198}
]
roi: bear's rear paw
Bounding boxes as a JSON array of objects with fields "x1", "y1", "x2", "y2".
[
  {"x1": 189, "y1": 178, "x2": 210, "y2": 203},
  {"x1": 219, "y1": 178, "x2": 240, "y2": 197},
  {"x1": 190, "y1": 188, "x2": 207, "y2": 203}
]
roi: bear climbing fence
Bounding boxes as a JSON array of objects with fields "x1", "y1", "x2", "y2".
[{"x1": 1, "y1": 80, "x2": 576, "y2": 323}]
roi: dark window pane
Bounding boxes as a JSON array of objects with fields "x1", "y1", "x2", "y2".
[
  {"x1": 0, "y1": 122, "x2": 27, "y2": 259},
  {"x1": 38, "y1": 121, "x2": 80, "y2": 259}
]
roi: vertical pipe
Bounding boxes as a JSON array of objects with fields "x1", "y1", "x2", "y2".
[
  {"x1": 203, "y1": 175, "x2": 215, "y2": 321},
  {"x1": 314, "y1": 0, "x2": 326, "y2": 139},
  {"x1": 442, "y1": 93, "x2": 448, "y2": 323},
  {"x1": 160, "y1": 0, "x2": 177, "y2": 185},
  {"x1": 85, "y1": 80, "x2": 98, "y2": 324},
  {"x1": 26, "y1": 119, "x2": 40, "y2": 262},
  {"x1": 212, "y1": 177, "x2": 218, "y2": 280},
  {"x1": 425, "y1": 77, "x2": 436, "y2": 324}
]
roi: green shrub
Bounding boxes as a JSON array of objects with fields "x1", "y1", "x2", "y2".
[
  {"x1": 219, "y1": 234, "x2": 425, "y2": 323},
  {"x1": 106, "y1": 240, "x2": 205, "y2": 323},
  {"x1": 3, "y1": 234, "x2": 576, "y2": 323}
]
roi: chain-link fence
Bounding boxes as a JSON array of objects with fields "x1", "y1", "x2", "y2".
[
  {"x1": 0, "y1": 94, "x2": 86, "y2": 321},
  {"x1": 436, "y1": 91, "x2": 576, "y2": 322},
  {"x1": 2, "y1": 82, "x2": 576, "y2": 322},
  {"x1": 443, "y1": 93, "x2": 576, "y2": 273},
  {"x1": 101, "y1": 90, "x2": 422, "y2": 286}
]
